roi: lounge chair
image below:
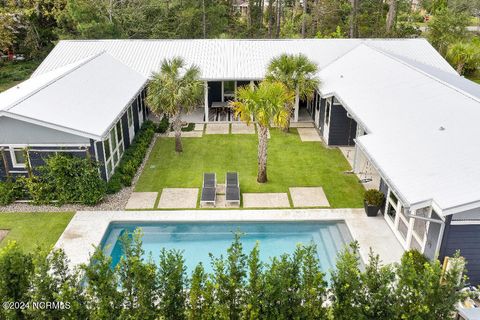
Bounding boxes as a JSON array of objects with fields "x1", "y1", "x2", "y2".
[
  {"x1": 225, "y1": 172, "x2": 240, "y2": 204},
  {"x1": 201, "y1": 173, "x2": 216, "y2": 205},
  {"x1": 203, "y1": 173, "x2": 216, "y2": 188}
]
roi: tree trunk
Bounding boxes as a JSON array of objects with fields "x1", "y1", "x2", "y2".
[
  {"x1": 294, "y1": 86, "x2": 300, "y2": 122},
  {"x1": 276, "y1": 0, "x2": 282, "y2": 38},
  {"x1": 172, "y1": 112, "x2": 183, "y2": 153},
  {"x1": 301, "y1": 0, "x2": 307, "y2": 38},
  {"x1": 257, "y1": 125, "x2": 268, "y2": 183},
  {"x1": 456, "y1": 61, "x2": 465, "y2": 75},
  {"x1": 268, "y1": 0, "x2": 274, "y2": 37},
  {"x1": 349, "y1": 0, "x2": 358, "y2": 38},
  {"x1": 386, "y1": 0, "x2": 397, "y2": 35},
  {"x1": 202, "y1": 0, "x2": 206, "y2": 38}
]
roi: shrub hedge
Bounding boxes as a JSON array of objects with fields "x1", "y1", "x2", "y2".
[
  {"x1": 106, "y1": 121, "x2": 156, "y2": 194},
  {"x1": 0, "y1": 154, "x2": 106, "y2": 206},
  {"x1": 157, "y1": 114, "x2": 170, "y2": 133}
]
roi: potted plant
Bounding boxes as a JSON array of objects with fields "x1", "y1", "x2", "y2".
[{"x1": 364, "y1": 189, "x2": 385, "y2": 217}]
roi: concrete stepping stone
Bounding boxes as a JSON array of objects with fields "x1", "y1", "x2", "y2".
[
  {"x1": 297, "y1": 128, "x2": 321, "y2": 142},
  {"x1": 158, "y1": 188, "x2": 198, "y2": 209},
  {"x1": 289, "y1": 187, "x2": 330, "y2": 207},
  {"x1": 194, "y1": 123, "x2": 204, "y2": 131},
  {"x1": 167, "y1": 131, "x2": 203, "y2": 137},
  {"x1": 205, "y1": 123, "x2": 229, "y2": 134},
  {"x1": 125, "y1": 192, "x2": 158, "y2": 209},
  {"x1": 243, "y1": 193, "x2": 290, "y2": 208},
  {"x1": 291, "y1": 122, "x2": 315, "y2": 128},
  {"x1": 231, "y1": 123, "x2": 255, "y2": 134}
]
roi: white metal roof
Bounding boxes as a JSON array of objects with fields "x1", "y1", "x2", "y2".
[
  {"x1": 32, "y1": 39, "x2": 456, "y2": 80},
  {"x1": 0, "y1": 52, "x2": 147, "y2": 139},
  {"x1": 319, "y1": 44, "x2": 480, "y2": 214}
]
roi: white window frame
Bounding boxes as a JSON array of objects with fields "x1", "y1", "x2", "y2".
[
  {"x1": 103, "y1": 119, "x2": 125, "y2": 180},
  {"x1": 127, "y1": 105, "x2": 135, "y2": 143},
  {"x1": 9, "y1": 147, "x2": 27, "y2": 168}
]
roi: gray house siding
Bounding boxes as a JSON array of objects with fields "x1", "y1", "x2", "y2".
[
  {"x1": 0, "y1": 117, "x2": 90, "y2": 145},
  {"x1": 439, "y1": 213, "x2": 480, "y2": 285},
  {"x1": 327, "y1": 103, "x2": 357, "y2": 146}
]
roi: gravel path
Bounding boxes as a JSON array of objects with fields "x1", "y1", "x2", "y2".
[{"x1": 0, "y1": 134, "x2": 161, "y2": 213}]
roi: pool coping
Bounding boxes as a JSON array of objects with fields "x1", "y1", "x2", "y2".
[{"x1": 55, "y1": 209, "x2": 405, "y2": 269}]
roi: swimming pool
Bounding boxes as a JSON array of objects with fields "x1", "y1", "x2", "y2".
[{"x1": 101, "y1": 221, "x2": 353, "y2": 274}]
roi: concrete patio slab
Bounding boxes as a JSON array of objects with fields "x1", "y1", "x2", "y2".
[
  {"x1": 167, "y1": 131, "x2": 203, "y2": 137},
  {"x1": 157, "y1": 188, "x2": 198, "y2": 209},
  {"x1": 205, "y1": 123, "x2": 229, "y2": 134},
  {"x1": 291, "y1": 122, "x2": 315, "y2": 128},
  {"x1": 231, "y1": 123, "x2": 255, "y2": 134},
  {"x1": 243, "y1": 193, "x2": 290, "y2": 208},
  {"x1": 297, "y1": 128, "x2": 321, "y2": 142},
  {"x1": 55, "y1": 209, "x2": 405, "y2": 268},
  {"x1": 289, "y1": 187, "x2": 330, "y2": 207},
  {"x1": 200, "y1": 195, "x2": 240, "y2": 209},
  {"x1": 194, "y1": 123, "x2": 204, "y2": 131},
  {"x1": 125, "y1": 192, "x2": 158, "y2": 209}
]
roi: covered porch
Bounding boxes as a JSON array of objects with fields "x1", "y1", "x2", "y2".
[{"x1": 198, "y1": 80, "x2": 310, "y2": 123}]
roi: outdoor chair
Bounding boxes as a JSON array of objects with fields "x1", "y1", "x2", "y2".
[
  {"x1": 203, "y1": 173, "x2": 216, "y2": 188},
  {"x1": 225, "y1": 172, "x2": 240, "y2": 204},
  {"x1": 201, "y1": 173, "x2": 217, "y2": 206}
]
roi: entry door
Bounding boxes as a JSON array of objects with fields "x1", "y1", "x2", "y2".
[{"x1": 424, "y1": 221, "x2": 442, "y2": 260}]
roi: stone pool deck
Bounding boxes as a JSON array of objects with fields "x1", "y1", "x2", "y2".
[{"x1": 55, "y1": 209, "x2": 404, "y2": 269}]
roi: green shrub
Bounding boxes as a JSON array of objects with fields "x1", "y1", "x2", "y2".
[
  {"x1": 157, "y1": 115, "x2": 170, "y2": 133},
  {"x1": 106, "y1": 173, "x2": 123, "y2": 194},
  {"x1": 181, "y1": 123, "x2": 195, "y2": 132},
  {"x1": 0, "y1": 181, "x2": 15, "y2": 205},
  {"x1": 364, "y1": 189, "x2": 385, "y2": 207},
  {"x1": 106, "y1": 121, "x2": 155, "y2": 192}
]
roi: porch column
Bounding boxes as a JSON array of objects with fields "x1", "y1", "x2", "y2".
[
  {"x1": 294, "y1": 87, "x2": 299, "y2": 122},
  {"x1": 405, "y1": 209, "x2": 416, "y2": 249},
  {"x1": 204, "y1": 81, "x2": 209, "y2": 123}
]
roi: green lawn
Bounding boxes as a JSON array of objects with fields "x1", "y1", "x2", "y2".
[
  {"x1": 0, "y1": 212, "x2": 74, "y2": 252},
  {"x1": 136, "y1": 128, "x2": 365, "y2": 208},
  {"x1": 0, "y1": 60, "x2": 41, "y2": 93}
]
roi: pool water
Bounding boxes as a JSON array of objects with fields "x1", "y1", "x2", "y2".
[{"x1": 101, "y1": 221, "x2": 353, "y2": 274}]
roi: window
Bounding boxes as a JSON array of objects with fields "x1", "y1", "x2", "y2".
[
  {"x1": 10, "y1": 148, "x2": 26, "y2": 168},
  {"x1": 116, "y1": 122, "x2": 122, "y2": 142},
  {"x1": 223, "y1": 81, "x2": 235, "y2": 101},
  {"x1": 110, "y1": 129, "x2": 117, "y2": 150},
  {"x1": 325, "y1": 101, "x2": 331, "y2": 126},
  {"x1": 103, "y1": 119, "x2": 125, "y2": 179},
  {"x1": 386, "y1": 202, "x2": 396, "y2": 221},
  {"x1": 103, "y1": 139, "x2": 111, "y2": 160},
  {"x1": 127, "y1": 106, "x2": 133, "y2": 127}
]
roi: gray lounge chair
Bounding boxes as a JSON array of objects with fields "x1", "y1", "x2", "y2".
[
  {"x1": 226, "y1": 172, "x2": 240, "y2": 204},
  {"x1": 204, "y1": 173, "x2": 216, "y2": 188},
  {"x1": 201, "y1": 173, "x2": 216, "y2": 205}
]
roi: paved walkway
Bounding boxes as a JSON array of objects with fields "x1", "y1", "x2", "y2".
[
  {"x1": 205, "y1": 123, "x2": 229, "y2": 134},
  {"x1": 290, "y1": 187, "x2": 330, "y2": 207},
  {"x1": 291, "y1": 121, "x2": 315, "y2": 128},
  {"x1": 243, "y1": 193, "x2": 290, "y2": 208},
  {"x1": 167, "y1": 131, "x2": 203, "y2": 137},
  {"x1": 125, "y1": 192, "x2": 158, "y2": 209},
  {"x1": 55, "y1": 209, "x2": 405, "y2": 268},
  {"x1": 297, "y1": 128, "x2": 322, "y2": 142},
  {"x1": 231, "y1": 123, "x2": 255, "y2": 134},
  {"x1": 157, "y1": 188, "x2": 198, "y2": 209}
]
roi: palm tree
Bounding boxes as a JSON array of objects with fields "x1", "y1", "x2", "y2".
[
  {"x1": 265, "y1": 54, "x2": 319, "y2": 129},
  {"x1": 146, "y1": 57, "x2": 203, "y2": 153},
  {"x1": 231, "y1": 81, "x2": 294, "y2": 183},
  {"x1": 447, "y1": 42, "x2": 480, "y2": 75}
]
